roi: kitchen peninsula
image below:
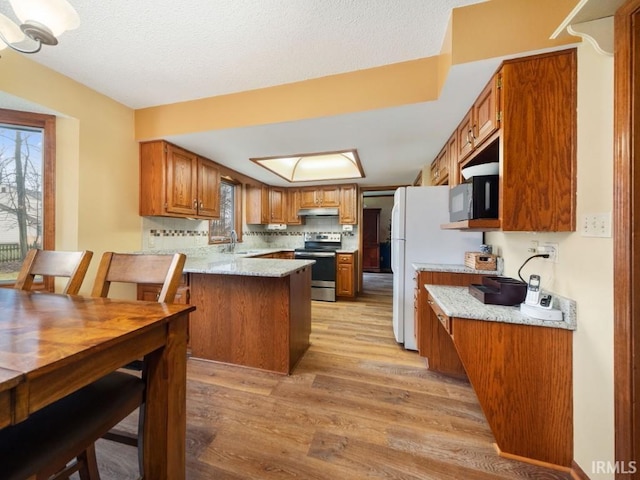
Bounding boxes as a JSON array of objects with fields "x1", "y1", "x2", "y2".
[{"x1": 184, "y1": 254, "x2": 314, "y2": 374}]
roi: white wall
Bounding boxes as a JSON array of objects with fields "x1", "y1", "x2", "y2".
[{"x1": 485, "y1": 43, "x2": 614, "y2": 478}]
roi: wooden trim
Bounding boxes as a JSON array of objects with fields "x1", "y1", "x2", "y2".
[
  {"x1": 571, "y1": 460, "x2": 591, "y2": 480},
  {"x1": 493, "y1": 443, "x2": 572, "y2": 473},
  {"x1": 0, "y1": 109, "x2": 56, "y2": 292},
  {"x1": 614, "y1": 1, "x2": 640, "y2": 477}
]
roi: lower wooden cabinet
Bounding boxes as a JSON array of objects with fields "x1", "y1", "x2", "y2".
[
  {"x1": 137, "y1": 274, "x2": 191, "y2": 344},
  {"x1": 336, "y1": 252, "x2": 357, "y2": 298},
  {"x1": 137, "y1": 274, "x2": 190, "y2": 304},
  {"x1": 415, "y1": 270, "x2": 486, "y2": 378}
]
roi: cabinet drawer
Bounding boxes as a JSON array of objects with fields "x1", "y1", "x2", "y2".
[
  {"x1": 337, "y1": 254, "x2": 353, "y2": 264},
  {"x1": 427, "y1": 293, "x2": 451, "y2": 335}
]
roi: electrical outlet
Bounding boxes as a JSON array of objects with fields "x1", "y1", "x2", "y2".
[
  {"x1": 540, "y1": 242, "x2": 559, "y2": 263},
  {"x1": 528, "y1": 240, "x2": 539, "y2": 253}
]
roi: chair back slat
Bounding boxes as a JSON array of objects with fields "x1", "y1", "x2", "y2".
[
  {"x1": 14, "y1": 249, "x2": 93, "y2": 295},
  {"x1": 91, "y1": 252, "x2": 186, "y2": 303}
]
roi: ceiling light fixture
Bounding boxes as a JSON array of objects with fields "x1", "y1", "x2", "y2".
[
  {"x1": 0, "y1": 0, "x2": 79, "y2": 54},
  {"x1": 251, "y1": 149, "x2": 365, "y2": 183}
]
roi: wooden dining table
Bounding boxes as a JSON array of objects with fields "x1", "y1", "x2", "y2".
[{"x1": 0, "y1": 287, "x2": 195, "y2": 479}]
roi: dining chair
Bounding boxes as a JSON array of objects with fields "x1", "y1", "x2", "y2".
[
  {"x1": 90, "y1": 252, "x2": 187, "y2": 474},
  {"x1": 0, "y1": 252, "x2": 186, "y2": 480},
  {"x1": 14, "y1": 249, "x2": 93, "y2": 294}
]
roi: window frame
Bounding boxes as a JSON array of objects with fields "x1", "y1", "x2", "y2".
[
  {"x1": 208, "y1": 177, "x2": 242, "y2": 245},
  {"x1": 0, "y1": 108, "x2": 56, "y2": 291}
]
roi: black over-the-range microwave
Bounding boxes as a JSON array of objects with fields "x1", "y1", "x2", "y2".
[{"x1": 449, "y1": 175, "x2": 499, "y2": 222}]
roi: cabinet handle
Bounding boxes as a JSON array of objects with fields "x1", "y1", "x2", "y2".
[
  {"x1": 200, "y1": 202, "x2": 203, "y2": 209},
  {"x1": 193, "y1": 199, "x2": 198, "y2": 209}
]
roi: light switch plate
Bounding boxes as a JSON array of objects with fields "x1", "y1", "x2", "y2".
[{"x1": 580, "y1": 212, "x2": 612, "y2": 237}]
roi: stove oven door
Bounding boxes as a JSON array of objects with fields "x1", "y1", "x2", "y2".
[{"x1": 294, "y1": 251, "x2": 336, "y2": 301}]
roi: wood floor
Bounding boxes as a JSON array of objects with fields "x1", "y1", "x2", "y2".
[{"x1": 81, "y1": 273, "x2": 571, "y2": 480}]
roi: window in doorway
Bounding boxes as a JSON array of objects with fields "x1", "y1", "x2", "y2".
[{"x1": 0, "y1": 109, "x2": 55, "y2": 286}]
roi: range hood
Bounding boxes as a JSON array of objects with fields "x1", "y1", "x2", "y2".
[{"x1": 297, "y1": 207, "x2": 339, "y2": 217}]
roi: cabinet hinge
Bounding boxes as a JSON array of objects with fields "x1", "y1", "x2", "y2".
[
  {"x1": 497, "y1": 111, "x2": 503, "y2": 123},
  {"x1": 496, "y1": 77, "x2": 503, "y2": 89}
]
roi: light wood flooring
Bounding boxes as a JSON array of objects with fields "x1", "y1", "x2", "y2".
[{"x1": 81, "y1": 273, "x2": 571, "y2": 480}]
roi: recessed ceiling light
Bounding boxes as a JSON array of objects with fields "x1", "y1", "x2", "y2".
[{"x1": 251, "y1": 149, "x2": 364, "y2": 183}]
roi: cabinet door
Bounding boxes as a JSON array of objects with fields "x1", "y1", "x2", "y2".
[
  {"x1": 246, "y1": 184, "x2": 269, "y2": 224},
  {"x1": 318, "y1": 186, "x2": 340, "y2": 207},
  {"x1": 197, "y1": 157, "x2": 220, "y2": 218},
  {"x1": 433, "y1": 148, "x2": 447, "y2": 186},
  {"x1": 457, "y1": 110, "x2": 474, "y2": 161},
  {"x1": 474, "y1": 78, "x2": 499, "y2": 148},
  {"x1": 300, "y1": 188, "x2": 319, "y2": 207},
  {"x1": 430, "y1": 158, "x2": 439, "y2": 185},
  {"x1": 417, "y1": 271, "x2": 487, "y2": 378},
  {"x1": 447, "y1": 133, "x2": 459, "y2": 186},
  {"x1": 285, "y1": 188, "x2": 303, "y2": 225},
  {"x1": 336, "y1": 263, "x2": 354, "y2": 297},
  {"x1": 339, "y1": 185, "x2": 358, "y2": 224},
  {"x1": 166, "y1": 145, "x2": 198, "y2": 216},
  {"x1": 269, "y1": 187, "x2": 286, "y2": 223}
]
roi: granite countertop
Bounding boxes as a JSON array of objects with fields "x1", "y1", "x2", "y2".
[
  {"x1": 184, "y1": 255, "x2": 314, "y2": 277},
  {"x1": 412, "y1": 262, "x2": 504, "y2": 275},
  {"x1": 425, "y1": 284, "x2": 577, "y2": 331}
]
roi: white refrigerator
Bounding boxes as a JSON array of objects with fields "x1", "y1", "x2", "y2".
[{"x1": 391, "y1": 186, "x2": 482, "y2": 351}]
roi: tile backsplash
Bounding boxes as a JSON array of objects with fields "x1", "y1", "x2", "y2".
[{"x1": 141, "y1": 216, "x2": 359, "y2": 252}]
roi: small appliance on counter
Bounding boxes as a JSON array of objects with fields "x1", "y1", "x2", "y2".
[{"x1": 469, "y1": 276, "x2": 528, "y2": 306}]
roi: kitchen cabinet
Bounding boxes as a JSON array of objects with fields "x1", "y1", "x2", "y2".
[
  {"x1": 443, "y1": 48, "x2": 577, "y2": 232},
  {"x1": 430, "y1": 147, "x2": 449, "y2": 186},
  {"x1": 426, "y1": 292, "x2": 573, "y2": 468},
  {"x1": 189, "y1": 266, "x2": 311, "y2": 374},
  {"x1": 300, "y1": 186, "x2": 340, "y2": 208},
  {"x1": 246, "y1": 186, "x2": 287, "y2": 224},
  {"x1": 245, "y1": 184, "x2": 270, "y2": 224},
  {"x1": 140, "y1": 140, "x2": 220, "y2": 219},
  {"x1": 336, "y1": 252, "x2": 357, "y2": 298},
  {"x1": 415, "y1": 270, "x2": 487, "y2": 378},
  {"x1": 339, "y1": 184, "x2": 358, "y2": 224},
  {"x1": 269, "y1": 187, "x2": 286, "y2": 223},
  {"x1": 137, "y1": 275, "x2": 190, "y2": 304},
  {"x1": 456, "y1": 78, "x2": 500, "y2": 163},
  {"x1": 138, "y1": 274, "x2": 191, "y2": 345},
  {"x1": 447, "y1": 133, "x2": 460, "y2": 186},
  {"x1": 285, "y1": 188, "x2": 303, "y2": 225}
]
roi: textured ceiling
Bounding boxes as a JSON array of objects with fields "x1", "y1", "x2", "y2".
[
  {"x1": 2, "y1": 0, "x2": 485, "y2": 109},
  {"x1": 1, "y1": 0, "x2": 519, "y2": 187}
]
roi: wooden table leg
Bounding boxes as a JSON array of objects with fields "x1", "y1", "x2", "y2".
[{"x1": 143, "y1": 313, "x2": 188, "y2": 479}]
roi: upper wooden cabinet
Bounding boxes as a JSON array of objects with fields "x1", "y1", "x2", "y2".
[
  {"x1": 457, "y1": 78, "x2": 500, "y2": 163},
  {"x1": 246, "y1": 184, "x2": 270, "y2": 224},
  {"x1": 269, "y1": 187, "x2": 286, "y2": 224},
  {"x1": 140, "y1": 140, "x2": 220, "y2": 219},
  {"x1": 300, "y1": 186, "x2": 340, "y2": 208},
  {"x1": 339, "y1": 184, "x2": 358, "y2": 224},
  {"x1": 430, "y1": 148, "x2": 448, "y2": 186},
  {"x1": 285, "y1": 188, "x2": 303, "y2": 225},
  {"x1": 443, "y1": 48, "x2": 577, "y2": 232}
]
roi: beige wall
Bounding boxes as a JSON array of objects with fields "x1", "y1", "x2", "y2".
[
  {"x1": 485, "y1": 43, "x2": 614, "y2": 479},
  {"x1": 0, "y1": 51, "x2": 140, "y2": 297}
]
